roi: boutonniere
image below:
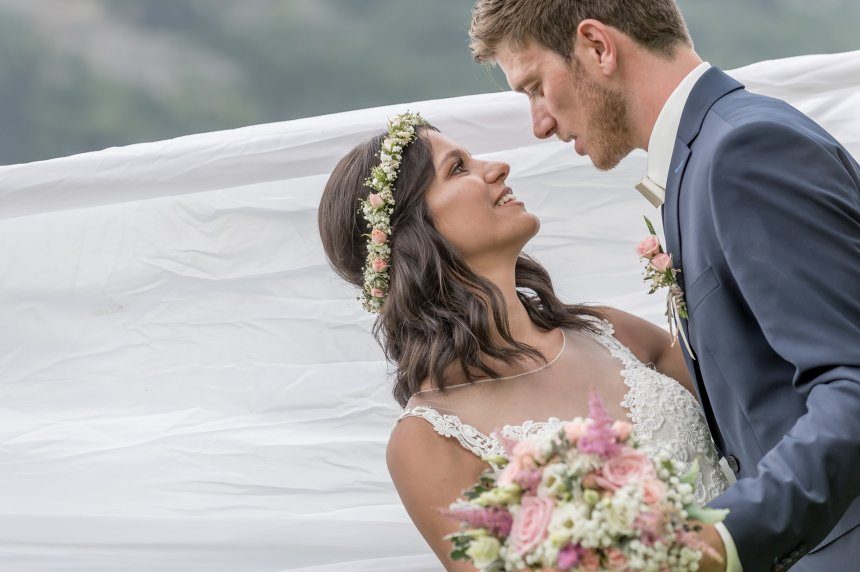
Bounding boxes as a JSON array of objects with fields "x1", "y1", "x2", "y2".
[{"x1": 636, "y1": 217, "x2": 696, "y2": 360}]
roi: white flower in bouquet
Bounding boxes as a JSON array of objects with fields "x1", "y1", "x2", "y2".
[{"x1": 443, "y1": 390, "x2": 728, "y2": 571}]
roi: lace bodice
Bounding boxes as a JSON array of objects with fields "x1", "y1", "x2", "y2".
[{"x1": 396, "y1": 319, "x2": 729, "y2": 505}]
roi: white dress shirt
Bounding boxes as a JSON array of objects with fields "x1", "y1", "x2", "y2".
[
  {"x1": 635, "y1": 61, "x2": 711, "y2": 207},
  {"x1": 637, "y1": 61, "x2": 743, "y2": 572}
]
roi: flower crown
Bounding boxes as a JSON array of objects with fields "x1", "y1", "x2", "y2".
[{"x1": 359, "y1": 111, "x2": 429, "y2": 313}]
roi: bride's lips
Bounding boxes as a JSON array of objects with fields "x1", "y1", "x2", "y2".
[{"x1": 493, "y1": 186, "x2": 524, "y2": 209}]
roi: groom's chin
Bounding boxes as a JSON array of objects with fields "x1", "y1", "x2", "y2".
[
  {"x1": 589, "y1": 147, "x2": 634, "y2": 172},
  {"x1": 591, "y1": 155, "x2": 624, "y2": 172}
]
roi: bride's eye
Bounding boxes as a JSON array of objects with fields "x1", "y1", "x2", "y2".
[{"x1": 450, "y1": 157, "x2": 466, "y2": 176}]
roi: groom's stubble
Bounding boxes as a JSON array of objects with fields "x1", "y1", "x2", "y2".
[{"x1": 567, "y1": 57, "x2": 635, "y2": 172}]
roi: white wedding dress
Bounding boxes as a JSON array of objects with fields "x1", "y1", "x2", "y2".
[{"x1": 397, "y1": 318, "x2": 730, "y2": 505}]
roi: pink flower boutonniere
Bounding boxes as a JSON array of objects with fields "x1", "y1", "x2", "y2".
[{"x1": 637, "y1": 217, "x2": 696, "y2": 359}]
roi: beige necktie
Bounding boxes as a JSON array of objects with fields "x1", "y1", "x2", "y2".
[{"x1": 635, "y1": 175, "x2": 666, "y2": 208}]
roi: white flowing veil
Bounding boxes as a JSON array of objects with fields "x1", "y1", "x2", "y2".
[{"x1": 0, "y1": 52, "x2": 857, "y2": 571}]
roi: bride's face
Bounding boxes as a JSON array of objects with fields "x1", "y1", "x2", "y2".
[{"x1": 423, "y1": 130, "x2": 540, "y2": 266}]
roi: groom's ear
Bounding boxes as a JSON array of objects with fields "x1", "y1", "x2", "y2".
[{"x1": 575, "y1": 19, "x2": 618, "y2": 78}]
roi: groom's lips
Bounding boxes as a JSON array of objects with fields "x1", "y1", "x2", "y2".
[{"x1": 574, "y1": 138, "x2": 586, "y2": 156}]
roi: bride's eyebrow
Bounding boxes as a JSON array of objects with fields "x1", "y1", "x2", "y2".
[{"x1": 436, "y1": 148, "x2": 473, "y2": 171}]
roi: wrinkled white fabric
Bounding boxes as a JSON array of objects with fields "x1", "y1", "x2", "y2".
[{"x1": 0, "y1": 51, "x2": 857, "y2": 570}]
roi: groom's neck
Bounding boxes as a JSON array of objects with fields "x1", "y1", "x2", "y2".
[{"x1": 622, "y1": 47, "x2": 704, "y2": 151}]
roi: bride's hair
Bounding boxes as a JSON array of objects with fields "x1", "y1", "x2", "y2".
[{"x1": 318, "y1": 125, "x2": 603, "y2": 407}]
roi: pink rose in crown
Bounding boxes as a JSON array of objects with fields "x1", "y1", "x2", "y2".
[
  {"x1": 370, "y1": 287, "x2": 385, "y2": 298},
  {"x1": 371, "y1": 229, "x2": 387, "y2": 244},
  {"x1": 368, "y1": 193, "x2": 384, "y2": 209},
  {"x1": 636, "y1": 235, "x2": 661, "y2": 259},
  {"x1": 650, "y1": 252, "x2": 673, "y2": 272},
  {"x1": 370, "y1": 228, "x2": 388, "y2": 244},
  {"x1": 510, "y1": 495, "x2": 554, "y2": 556},
  {"x1": 371, "y1": 258, "x2": 387, "y2": 272},
  {"x1": 596, "y1": 451, "x2": 656, "y2": 491}
]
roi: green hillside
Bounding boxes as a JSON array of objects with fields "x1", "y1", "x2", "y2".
[{"x1": 1, "y1": 0, "x2": 857, "y2": 165}]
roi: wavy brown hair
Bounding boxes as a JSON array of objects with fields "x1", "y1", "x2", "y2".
[{"x1": 318, "y1": 125, "x2": 604, "y2": 407}]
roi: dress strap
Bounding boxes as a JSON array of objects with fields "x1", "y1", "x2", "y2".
[
  {"x1": 396, "y1": 405, "x2": 502, "y2": 462},
  {"x1": 582, "y1": 316, "x2": 640, "y2": 371}
]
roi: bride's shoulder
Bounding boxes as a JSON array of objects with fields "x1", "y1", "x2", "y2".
[
  {"x1": 589, "y1": 305, "x2": 668, "y2": 367},
  {"x1": 386, "y1": 408, "x2": 491, "y2": 569},
  {"x1": 388, "y1": 402, "x2": 478, "y2": 467},
  {"x1": 386, "y1": 407, "x2": 487, "y2": 503}
]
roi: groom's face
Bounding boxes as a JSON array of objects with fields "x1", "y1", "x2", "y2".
[{"x1": 496, "y1": 41, "x2": 634, "y2": 171}]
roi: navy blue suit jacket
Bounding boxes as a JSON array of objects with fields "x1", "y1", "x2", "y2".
[{"x1": 662, "y1": 67, "x2": 860, "y2": 571}]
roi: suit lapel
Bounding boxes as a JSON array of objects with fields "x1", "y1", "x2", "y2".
[
  {"x1": 662, "y1": 142, "x2": 690, "y2": 278},
  {"x1": 662, "y1": 66, "x2": 745, "y2": 332},
  {"x1": 659, "y1": 68, "x2": 744, "y2": 455}
]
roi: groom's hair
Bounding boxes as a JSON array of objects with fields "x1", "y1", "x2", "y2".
[{"x1": 470, "y1": 0, "x2": 691, "y2": 63}]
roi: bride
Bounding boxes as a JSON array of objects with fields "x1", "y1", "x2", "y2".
[{"x1": 317, "y1": 112, "x2": 728, "y2": 570}]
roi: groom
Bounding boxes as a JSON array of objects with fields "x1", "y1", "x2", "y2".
[{"x1": 470, "y1": 1, "x2": 860, "y2": 570}]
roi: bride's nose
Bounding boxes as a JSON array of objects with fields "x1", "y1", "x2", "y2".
[{"x1": 485, "y1": 160, "x2": 510, "y2": 184}]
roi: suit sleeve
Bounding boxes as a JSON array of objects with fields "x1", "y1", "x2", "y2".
[{"x1": 705, "y1": 120, "x2": 860, "y2": 570}]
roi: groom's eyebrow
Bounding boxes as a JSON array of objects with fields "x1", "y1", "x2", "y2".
[{"x1": 508, "y1": 72, "x2": 530, "y2": 94}]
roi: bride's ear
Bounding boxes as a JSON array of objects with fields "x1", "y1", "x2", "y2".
[{"x1": 575, "y1": 19, "x2": 618, "y2": 78}]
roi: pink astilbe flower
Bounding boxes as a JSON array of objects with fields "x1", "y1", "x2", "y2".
[
  {"x1": 492, "y1": 429, "x2": 521, "y2": 459},
  {"x1": 513, "y1": 468, "x2": 543, "y2": 493},
  {"x1": 634, "y1": 509, "x2": 666, "y2": 546},
  {"x1": 443, "y1": 506, "x2": 513, "y2": 538},
  {"x1": 578, "y1": 390, "x2": 621, "y2": 459}
]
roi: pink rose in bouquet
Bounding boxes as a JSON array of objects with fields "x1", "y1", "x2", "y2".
[
  {"x1": 595, "y1": 450, "x2": 656, "y2": 491},
  {"x1": 444, "y1": 390, "x2": 729, "y2": 571},
  {"x1": 510, "y1": 496, "x2": 555, "y2": 555}
]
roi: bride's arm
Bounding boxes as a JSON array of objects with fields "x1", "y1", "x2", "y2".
[
  {"x1": 597, "y1": 306, "x2": 697, "y2": 396},
  {"x1": 387, "y1": 416, "x2": 485, "y2": 572}
]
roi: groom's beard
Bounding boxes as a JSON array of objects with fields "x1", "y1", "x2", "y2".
[{"x1": 571, "y1": 63, "x2": 635, "y2": 171}]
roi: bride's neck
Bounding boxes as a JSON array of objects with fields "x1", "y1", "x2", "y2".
[{"x1": 475, "y1": 262, "x2": 547, "y2": 347}]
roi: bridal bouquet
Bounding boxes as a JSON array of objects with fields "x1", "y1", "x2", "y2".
[{"x1": 443, "y1": 392, "x2": 727, "y2": 571}]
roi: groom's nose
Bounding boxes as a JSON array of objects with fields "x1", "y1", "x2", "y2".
[{"x1": 531, "y1": 100, "x2": 557, "y2": 139}]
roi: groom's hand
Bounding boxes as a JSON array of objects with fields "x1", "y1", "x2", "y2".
[{"x1": 696, "y1": 523, "x2": 728, "y2": 572}]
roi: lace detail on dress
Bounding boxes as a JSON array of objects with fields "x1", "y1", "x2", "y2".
[
  {"x1": 396, "y1": 406, "x2": 564, "y2": 470},
  {"x1": 583, "y1": 318, "x2": 729, "y2": 505},
  {"x1": 396, "y1": 319, "x2": 729, "y2": 504}
]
